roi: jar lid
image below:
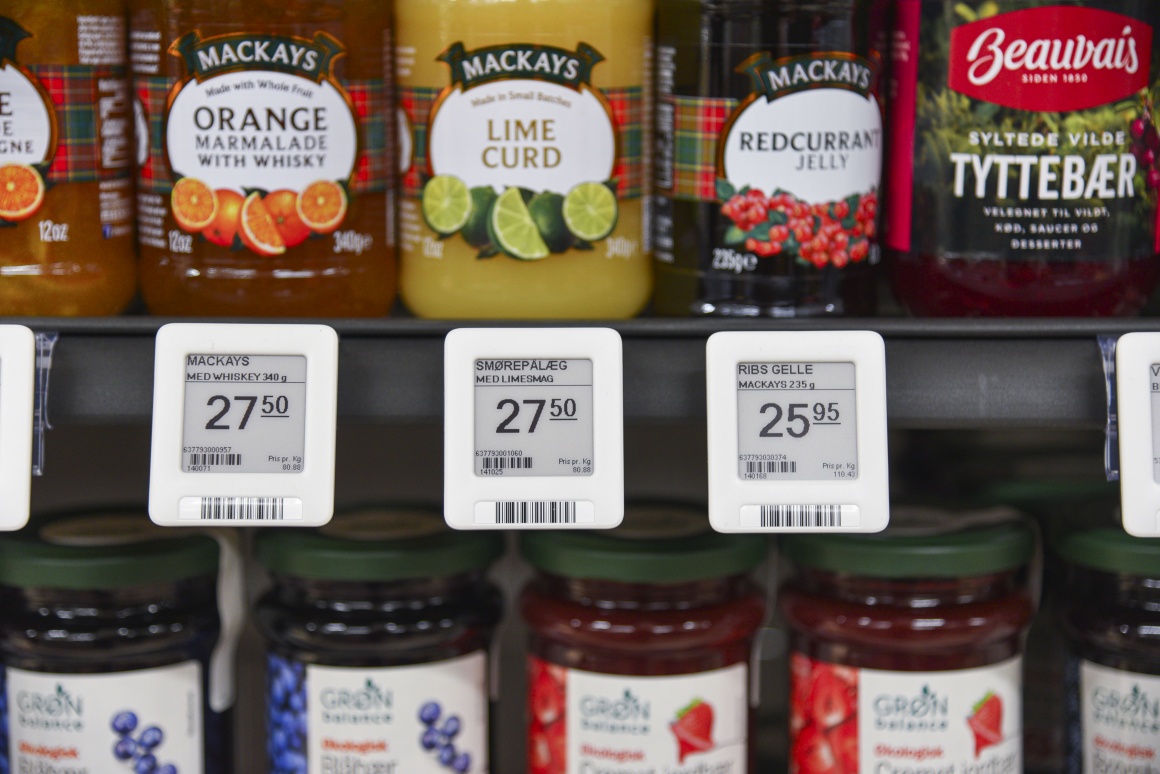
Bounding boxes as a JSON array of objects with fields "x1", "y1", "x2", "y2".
[
  {"x1": 781, "y1": 506, "x2": 1035, "y2": 578},
  {"x1": 255, "y1": 506, "x2": 504, "y2": 582},
  {"x1": 520, "y1": 503, "x2": 768, "y2": 583},
  {"x1": 1055, "y1": 526, "x2": 1160, "y2": 577},
  {"x1": 0, "y1": 511, "x2": 219, "y2": 589}
]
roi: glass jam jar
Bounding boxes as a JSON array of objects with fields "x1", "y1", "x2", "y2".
[
  {"x1": 0, "y1": 512, "x2": 229, "y2": 773},
  {"x1": 653, "y1": 0, "x2": 887, "y2": 317},
  {"x1": 780, "y1": 511, "x2": 1035, "y2": 774},
  {"x1": 254, "y1": 508, "x2": 504, "y2": 774},
  {"x1": 1056, "y1": 526, "x2": 1160, "y2": 773},
  {"x1": 520, "y1": 506, "x2": 767, "y2": 773},
  {"x1": 886, "y1": 0, "x2": 1160, "y2": 316},
  {"x1": 394, "y1": 0, "x2": 654, "y2": 318},
  {"x1": 0, "y1": 0, "x2": 136, "y2": 315},
  {"x1": 129, "y1": 0, "x2": 396, "y2": 316}
]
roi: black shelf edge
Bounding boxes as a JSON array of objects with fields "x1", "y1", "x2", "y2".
[{"x1": 29, "y1": 317, "x2": 1119, "y2": 428}]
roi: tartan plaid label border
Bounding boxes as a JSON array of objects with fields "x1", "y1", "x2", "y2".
[
  {"x1": 26, "y1": 64, "x2": 133, "y2": 184},
  {"x1": 136, "y1": 76, "x2": 388, "y2": 195},
  {"x1": 399, "y1": 84, "x2": 645, "y2": 199},
  {"x1": 664, "y1": 94, "x2": 736, "y2": 202}
]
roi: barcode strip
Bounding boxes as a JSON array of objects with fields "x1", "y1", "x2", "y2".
[
  {"x1": 745, "y1": 460, "x2": 796, "y2": 474},
  {"x1": 759, "y1": 505, "x2": 842, "y2": 528},
  {"x1": 494, "y1": 500, "x2": 576, "y2": 524},
  {"x1": 198, "y1": 496, "x2": 285, "y2": 521},
  {"x1": 480, "y1": 456, "x2": 533, "y2": 470},
  {"x1": 188, "y1": 453, "x2": 241, "y2": 467}
]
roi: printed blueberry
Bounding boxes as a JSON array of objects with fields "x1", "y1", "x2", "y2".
[
  {"x1": 453, "y1": 752, "x2": 471, "y2": 773},
  {"x1": 442, "y1": 715, "x2": 461, "y2": 738},
  {"x1": 156, "y1": 766, "x2": 177, "y2": 774},
  {"x1": 139, "y1": 726, "x2": 164, "y2": 749},
  {"x1": 113, "y1": 737, "x2": 137, "y2": 760},
  {"x1": 134, "y1": 754, "x2": 157, "y2": 774},
  {"x1": 421, "y1": 727, "x2": 441, "y2": 750},
  {"x1": 112, "y1": 711, "x2": 138, "y2": 735},
  {"x1": 439, "y1": 745, "x2": 456, "y2": 766},
  {"x1": 419, "y1": 701, "x2": 441, "y2": 725}
]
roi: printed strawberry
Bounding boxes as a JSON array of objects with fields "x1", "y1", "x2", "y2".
[
  {"x1": 792, "y1": 723, "x2": 840, "y2": 774},
  {"x1": 810, "y1": 669, "x2": 856, "y2": 730},
  {"x1": 531, "y1": 664, "x2": 564, "y2": 726},
  {"x1": 826, "y1": 718, "x2": 858, "y2": 773},
  {"x1": 966, "y1": 692, "x2": 1003, "y2": 757},
  {"x1": 670, "y1": 698, "x2": 715, "y2": 763}
]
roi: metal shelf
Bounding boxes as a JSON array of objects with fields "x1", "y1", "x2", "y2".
[{"x1": 28, "y1": 316, "x2": 1158, "y2": 428}]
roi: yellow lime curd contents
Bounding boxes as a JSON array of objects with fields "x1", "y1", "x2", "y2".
[{"x1": 396, "y1": 0, "x2": 654, "y2": 319}]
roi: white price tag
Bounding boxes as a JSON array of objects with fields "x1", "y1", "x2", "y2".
[
  {"x1": 444, "y1": 328, "x2": 623, "y2": 529},
  {"x1": 149, "y1": 324, "x2": 338, "y2": 527},
  {"x1": 0, "y1": 326, "x2": 35, "y2": 531},
  {"x1": 706, "y1": 331, "x2": 889, "y2": 533},
  {"x1": 1113, "y1": 333, "x2": 1160, "y2": 536}
]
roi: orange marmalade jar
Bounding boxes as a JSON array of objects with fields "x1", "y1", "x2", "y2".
[
  {"x1": 0, "y1": 2, "x2": 136, "y2": 315},
  {"x1": 129, "y1": 0, "x2": 396, "y2": 316}
]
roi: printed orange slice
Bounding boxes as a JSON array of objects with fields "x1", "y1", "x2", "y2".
[
  {"x1": 297, "y1": 180, "x2": 347, "y2": 234},
  {"x1": 0, "y1": 164, "x2": 45, "y2": 222},
  {"x1": 238, "y1": 193, "x2": 286, "y2": 257},
  {"x1": 171, "y1": 177, "x2": 218, "y2": 233}
]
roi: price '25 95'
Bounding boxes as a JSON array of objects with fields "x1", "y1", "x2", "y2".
[
  {"x1": 205, "y1": 395, "x2": 291, "y2": 430},
  {"x1": 759, "y1": 402, "x2": 839, "y2": 438}
]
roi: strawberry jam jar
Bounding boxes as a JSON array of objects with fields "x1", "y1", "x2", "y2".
[
  {"x1": 520, "y1": 506, "x2": 767, "y2": 773},
  {"x1": 1056, "y1": 526, "x2": 1160, "y2": 773},
  {"x1": 780, "y1": 510, "x2": 1035, "y2": 774}
]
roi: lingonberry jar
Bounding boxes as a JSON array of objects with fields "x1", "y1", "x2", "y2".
[
  {"x1": 654, "y1": 0, "x2": 888, "y2": 316},
  {"x1": 886, "y1": 0, "x2": 1160, "y2": 315},
  {"x1": 0, "y1": 512, "x2": 229, "y2": 773},
  {"x1": 254, "y1": 508, "x2": 504, "y2": 774},
  {"x1": 1057, "y1": 526, "x2": 1160, "y2": 773},
  {"x1": 780, "y1": 512, "x2": 1035, "y2": 774},
  {"x1": 520, "y1": 506, "x2": 767, "y2": 774}
]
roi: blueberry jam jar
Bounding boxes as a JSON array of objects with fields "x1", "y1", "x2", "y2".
[
  {"x1": 255, "y1": 507, "x2": 504, "y2": 774},
  {"x1": 0, "y1": 512, "x2": 229, "y2": 774}
]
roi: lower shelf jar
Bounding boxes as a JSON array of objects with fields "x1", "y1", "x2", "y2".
[
  {"x1": 1057, "y1": 526, "x2": 1160, "y2": 773},
  {"x1": 254, "y1": 507, "x2": 504, "y2": 774},
  {"x1": 520, "y1": 506, "x2": 768, "y2": 774},
  {"x1": 0, "y1": 512, "x2": 230, "y2": 773},
  {"x1": 780, "y1": 511, "x2": 1036, "y2": 774}
]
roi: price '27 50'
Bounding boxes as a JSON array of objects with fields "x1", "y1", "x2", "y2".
[
  {"x1": 759, "y1": 402, "x2": 839, "y2": 438},
  {"x1": 496, "y1": 398, "x2": 578, "y2": 433},
  {"x1": 205, "y1": 395, "x2": 291, "y2": 430}
]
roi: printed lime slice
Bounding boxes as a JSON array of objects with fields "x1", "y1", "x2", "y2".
[
  {"x1": 422, "y1": 175, "x2": 472, "y2": 235},
  {"x1": 562, "y1": 182, "x2": 617, "y2": 242},
  {"x1": 490, "y1": 187, "x2": 550, "y2": 260}
]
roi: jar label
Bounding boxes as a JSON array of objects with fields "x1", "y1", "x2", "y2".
[
  {"x1": 886, "y1": 1, "x2": 1160, "y2": 262},
  {"x1": 528, "y1": 656, "x2": 749, "y2": 773},
  {"x1": 133, "y1": 27, "x2": 387, "y2": 257},
  {"x1": 1078, "y1": 659, "x2": 1160, "y2": 772},
  {"x1": 399, "y1": 41, "x2": 645, "y2": 262},
  {"x1": 267, "y1": 650, "x2": 489, "y2": 773},
  {"x1": 1, "y1": 661, "x2": 205, "y2": 771},
  {"x1": 790, "y1": 653, "x2": 1022, "y2": 774},
  {"x1": 0, "y1": 15, "x2": 133, "y2": 236}
]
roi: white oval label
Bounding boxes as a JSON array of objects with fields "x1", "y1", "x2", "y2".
[{"x1": 0, "y1": 64, "x2": 53, "y2": 165}]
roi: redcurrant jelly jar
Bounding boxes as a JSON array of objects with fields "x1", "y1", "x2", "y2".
[
  {"x1": 254, "y1": 507, "x2": 504, "y2": 774},
  {"x1": 1056, "y1": 525, "x2": 1160, "y2": 773},
  {"x1": 0, "y1": 512, "x2": 230, "y2": 774},
  {"x1": 780, "y1": 512, "x2": 1036, "y2": 774},
  {"x1": 520, "y1": 506, "x2": 767, "y2": 773}
]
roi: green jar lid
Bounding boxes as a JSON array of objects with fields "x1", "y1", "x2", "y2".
[
  {"x1": 255, "y1": 506, "x2": 504, "y2": 582},
  {"x1": 0, "y1": 511, "x2": 219, "y2": 589},
  {"x1": 781, "y1": 507, "x2": 1035, "y2": 578},
  {"x1": 1056, "y1": 527, "x2": 1160, "y2": 577},
  {"x1": 520, "y1": 503, "x2": 768, "y2": 584}
]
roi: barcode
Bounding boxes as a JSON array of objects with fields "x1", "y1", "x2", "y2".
[
  {"x1": 745, "y1": 460, "x2": 796, "y2": 474},
  {"x1": 188, "y1": 453, "x2": 241, "y2": 467},
  {"x1": 494, "y1": 501, "x2": 576, "y2": 524},
  {"x1": 198, "y1": 496, "x2": 286, "y2": 521},
  {"x1": 480, "y1": 456, "x2": 533, "y2": 470},
  {"x1": 759, "y1": 505, "x2": 843, "y2": 527}
]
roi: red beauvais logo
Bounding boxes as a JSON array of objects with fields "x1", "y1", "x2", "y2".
[{"x1": 948, "y1": 6, "x2": 1151, "y2": 112}]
